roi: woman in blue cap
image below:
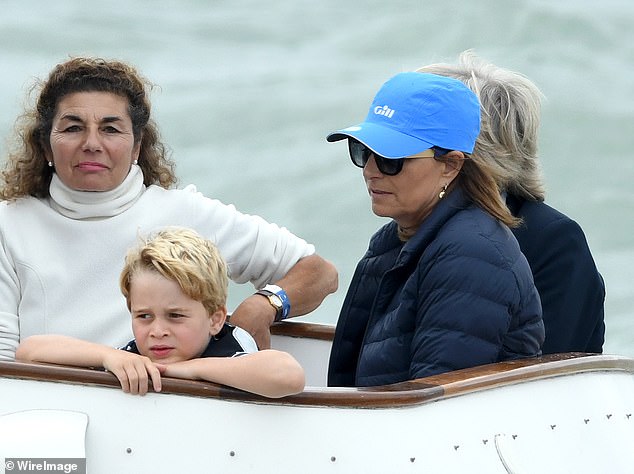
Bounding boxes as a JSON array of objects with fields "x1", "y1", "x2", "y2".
[{"x1": 326, "y1": 72, "x2": 544, "y2": 387}]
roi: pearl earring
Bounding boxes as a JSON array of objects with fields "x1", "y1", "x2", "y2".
[
  {"x1": 439, "y1": 183, "x2": 448, "y2": 199},
  {"x1": 48, "y1": 161, "x2": 53, "y2": 168},
  {"x1": 132, "y1": 159, "x2": 138, "y2": 165}
]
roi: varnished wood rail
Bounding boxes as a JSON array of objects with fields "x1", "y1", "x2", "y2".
[
  {"x1": 271, "y1": 320, "x2": 335, "y2": 341},
  {"x1": 2, "y1": 322, "x2": 632, "y2": 409}
]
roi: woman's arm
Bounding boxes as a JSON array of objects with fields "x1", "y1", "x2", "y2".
[
  {"x1": 229, "y1": 254, "x2": 338, "y2": 349},
  {"x1": 0, "y1": 243, "x2": 21, "y2": 361},
  {"x1": 188, "y1": 194, "x2": 338, "y2": 349},
  {"x1": 16, "y1": 335, "x2": 162, "y2": 394},
  {"x1": 160, "y1": 349, "x2": 305, "y2": 398}
]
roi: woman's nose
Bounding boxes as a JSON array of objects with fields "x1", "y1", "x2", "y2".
[
  {"x1": 363, "y1": 154, "x2": 381, "y2": 177},
  {"x1": 81, "y1": 127, "x2": 103, "y2": 152}
]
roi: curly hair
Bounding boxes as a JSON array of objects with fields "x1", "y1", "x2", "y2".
[
  {"x1": 0, "y1": 57, "x2": 177, "y2": 200},
  {"x1": 120, "y1": 227, "x2": 228, "y2": 315}
]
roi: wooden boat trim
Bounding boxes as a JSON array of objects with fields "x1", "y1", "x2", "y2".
[
  {"x1": 271, "y1": 320, "x2": 335, "y2": 341},
  {"x1": 1, "y1": 353, "x2": 631, "y2": 409}
]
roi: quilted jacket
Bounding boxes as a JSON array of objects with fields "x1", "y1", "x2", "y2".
[{"x1": 328, "y1": 187, "x2": 545, "y2": 387}]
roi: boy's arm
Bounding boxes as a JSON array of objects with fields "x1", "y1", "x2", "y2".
[
  {"x1": 17, "y1": 334, "x2": 116, "y2": 367},
  {"x1": 161, "y1": 349, "x2": 305, "y2": 398},
  {"x1": 16, "y1": 335, "x2": 162, "y2": 395}
]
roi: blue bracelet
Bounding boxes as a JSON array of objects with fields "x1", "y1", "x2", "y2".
[{"x1": 276, "y1": 289, "x2": 291, "y2": 321}]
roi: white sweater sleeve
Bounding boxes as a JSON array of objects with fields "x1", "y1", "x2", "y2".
[
  {"x1": 184, "y1": 188, "x2": 315, "y2": 289},
  {"x1": 0, "y1": 232, "x2": 20, "y2": 360}
]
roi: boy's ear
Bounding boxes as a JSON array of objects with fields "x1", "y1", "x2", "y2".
[{"x1": 208, "y1": 306, "x2": 227, "y2": 336}]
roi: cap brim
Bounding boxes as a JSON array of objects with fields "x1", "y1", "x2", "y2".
[{"x1": 326, "y1": 122, "x2": 434, "y2": 159}]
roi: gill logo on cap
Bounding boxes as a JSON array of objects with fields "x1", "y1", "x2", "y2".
[{"x1": 374, "y1": 105, "x2": 395, "y2": 118}]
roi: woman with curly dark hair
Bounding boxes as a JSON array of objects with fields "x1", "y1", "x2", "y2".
[{"x1": 0, "y1": 57, "x2": 337, "y2": 360}]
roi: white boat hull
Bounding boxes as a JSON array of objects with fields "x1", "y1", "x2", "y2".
[{"x1": 1, "y1": 322, "x2": 633, "y2": 473}]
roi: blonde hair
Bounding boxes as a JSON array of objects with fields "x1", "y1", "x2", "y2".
[
  {"x1": 417, "y1": 50, "x2": 545, "y2": 201},
  {"x1": 120, "y1": 227, "x2": 228, "y2": 315},
  {"x1": 1, "y1": 56, "x2": 177, "y2": 201}
]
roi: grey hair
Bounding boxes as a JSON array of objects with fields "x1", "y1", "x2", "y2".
[{"x1": 417, "y1": 50, "x2": 546, "y2": 201}]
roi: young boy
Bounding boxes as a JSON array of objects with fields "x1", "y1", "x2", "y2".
[{"x1": 16, "y1": 227, "x2": 305, "y2": 398}]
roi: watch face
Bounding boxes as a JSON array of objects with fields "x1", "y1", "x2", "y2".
[{"x1": 268, "y1": 294, "x2": 283, "y2": 309}]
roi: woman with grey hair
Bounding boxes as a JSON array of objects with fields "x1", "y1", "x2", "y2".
[{"x1": 417, "y1": 51, "x2": 605, "y2": 354}]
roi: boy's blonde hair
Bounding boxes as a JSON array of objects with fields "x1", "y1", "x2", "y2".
[{"x1": 120, "y1": 227, "x2": 228, "y2": 314}]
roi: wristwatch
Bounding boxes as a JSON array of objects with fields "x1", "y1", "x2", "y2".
[{"x1": 255, "y1": 284, "x2": 290, "y2": 322}]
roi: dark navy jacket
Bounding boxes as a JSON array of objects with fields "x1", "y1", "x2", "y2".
[
  {"x1": 507, "y1": 195, "x2": 605, "y2": 354},
  {"x1": 328, "y1": 188, "x2": 544, "y2": 387}
]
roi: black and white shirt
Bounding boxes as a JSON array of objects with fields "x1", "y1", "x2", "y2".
[{"x1": 121, "y1": 323, "x2": 258, "y2": 358}]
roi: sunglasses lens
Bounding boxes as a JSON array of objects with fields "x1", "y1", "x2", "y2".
[
  {"x1": 374, "y1": 156, "x2": 402, "y2": 176},
  {"x1": 348, "y1": 140, "x2": 369, "y2": 168},
  {"x1": 347, "y1": 139, "x2": 404, "y2": 175}
]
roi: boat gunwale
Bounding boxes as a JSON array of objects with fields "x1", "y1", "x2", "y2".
[{"x1": 2, "y1": 322, "x2": 632, "y2": 408}]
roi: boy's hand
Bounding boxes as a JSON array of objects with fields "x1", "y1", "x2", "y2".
[{"x1": 102, "y1": 351, "x2": 163, "y2": 395}]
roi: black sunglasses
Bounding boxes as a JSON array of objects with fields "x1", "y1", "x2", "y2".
[{"x1": 348, "y1": 139, "x2": 449, "y2": 176}]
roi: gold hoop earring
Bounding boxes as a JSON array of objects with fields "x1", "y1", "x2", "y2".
[{"x1": 439, "y1": 183, "x2": 448, "y2": 199}]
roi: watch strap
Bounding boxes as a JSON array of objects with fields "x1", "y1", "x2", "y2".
[{"x1": 258, "y1": 284, "x2": 291, "y2": 322}]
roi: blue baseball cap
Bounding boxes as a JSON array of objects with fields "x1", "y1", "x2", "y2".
[{"x1": 326, "y1": 72, "x2": 481, "y2": 157}]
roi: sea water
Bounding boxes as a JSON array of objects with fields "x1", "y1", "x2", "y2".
[{"x1": 1, "y1": 0, "x2": 632, "y2": 356}]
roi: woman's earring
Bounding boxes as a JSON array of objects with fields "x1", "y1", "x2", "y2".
[
  {"x1": 48, "y1": 161, "x2": 53, "y2": 168},
  {"x1": 132, "y1": 159, "x2": 138, "y2": 165},
  {"x1": 439, "y1": 183, "x2": 448, "y2": 199}
]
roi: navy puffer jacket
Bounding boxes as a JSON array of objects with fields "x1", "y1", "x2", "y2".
[{"x1": 328, "y1": 187, "x2": 544, "y2": 387}]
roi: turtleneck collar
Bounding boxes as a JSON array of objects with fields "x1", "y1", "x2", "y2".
[{"x1": 48, "y1": 164, "x2": 145, "y2": 220}]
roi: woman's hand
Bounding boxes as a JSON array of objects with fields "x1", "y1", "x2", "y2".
[
  {"x1": 229, "y1": 255, "x2": 338, "y2": 349},
  {"x1": 228, "y1": 294, "x2": 276, "y2": 349}
]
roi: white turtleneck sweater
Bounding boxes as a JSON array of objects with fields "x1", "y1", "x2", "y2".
[{"x1": 0, "y1": 165, "x2": 314, "y2": 360}]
